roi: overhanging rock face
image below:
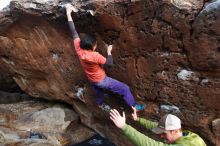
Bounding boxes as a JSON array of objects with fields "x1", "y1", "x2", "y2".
[{"x1": 0, "y1": 0, "x2": 220, "y2": 146}]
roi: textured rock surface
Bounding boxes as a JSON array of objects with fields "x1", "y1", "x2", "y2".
[
  {"x1": 0, "y1": 91, "x2": 31, "y2": 103},
  {"x1": 0, "y1": 99, "x2": 95, "y2": 146},
  {"x1": 0, "y1": 0, "x2": 220, "y2": 146}
]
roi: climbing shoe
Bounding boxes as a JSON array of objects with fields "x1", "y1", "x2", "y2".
[
  {"x1": 135, "y1": 103, "x2": 145, "y2": 111},
  {"x1": 99, "y1": 103, "x2": 111, "y2": 112}
]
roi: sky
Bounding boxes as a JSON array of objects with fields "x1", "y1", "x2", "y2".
[{"x1": 0, "y1": 0, "x2": 12, "y2": 10}]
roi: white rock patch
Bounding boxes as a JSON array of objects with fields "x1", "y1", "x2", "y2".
[{"x1": 177, "y1": 69, "x2": 194, "y2": 81}]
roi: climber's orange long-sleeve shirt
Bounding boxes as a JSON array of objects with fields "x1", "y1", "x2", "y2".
[{"x1": 73, "y1": 38, "x2": 106, "y2": 83}]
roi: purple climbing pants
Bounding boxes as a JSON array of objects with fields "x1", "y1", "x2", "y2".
[{"x1": 92, "y1": 76, "x2": 135, "y2": 106}]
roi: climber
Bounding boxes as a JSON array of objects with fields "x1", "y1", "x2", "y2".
[
  {"x1": 110, "y1": 107, "x2": 207, "y2": 146},
  {"x1": 65, "y1": 4, "x2": 145, "y2": 112}
]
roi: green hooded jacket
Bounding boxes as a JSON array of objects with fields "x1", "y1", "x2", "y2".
[{"x1": 122, "y1": 118, "x2": 206, "y2": 146}]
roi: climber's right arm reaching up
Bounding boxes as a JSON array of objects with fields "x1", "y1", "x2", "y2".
[
  {"x1": 66, "y1": 4, "x2": 79, "y2": 40},
  {"x1": 66, "y1": 4, "x2": 83, "y2": 54}
]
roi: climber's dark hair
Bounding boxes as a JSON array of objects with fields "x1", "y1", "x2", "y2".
[{"x1": 80, "y1": 34, "x2": 97, "y2": 50}]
